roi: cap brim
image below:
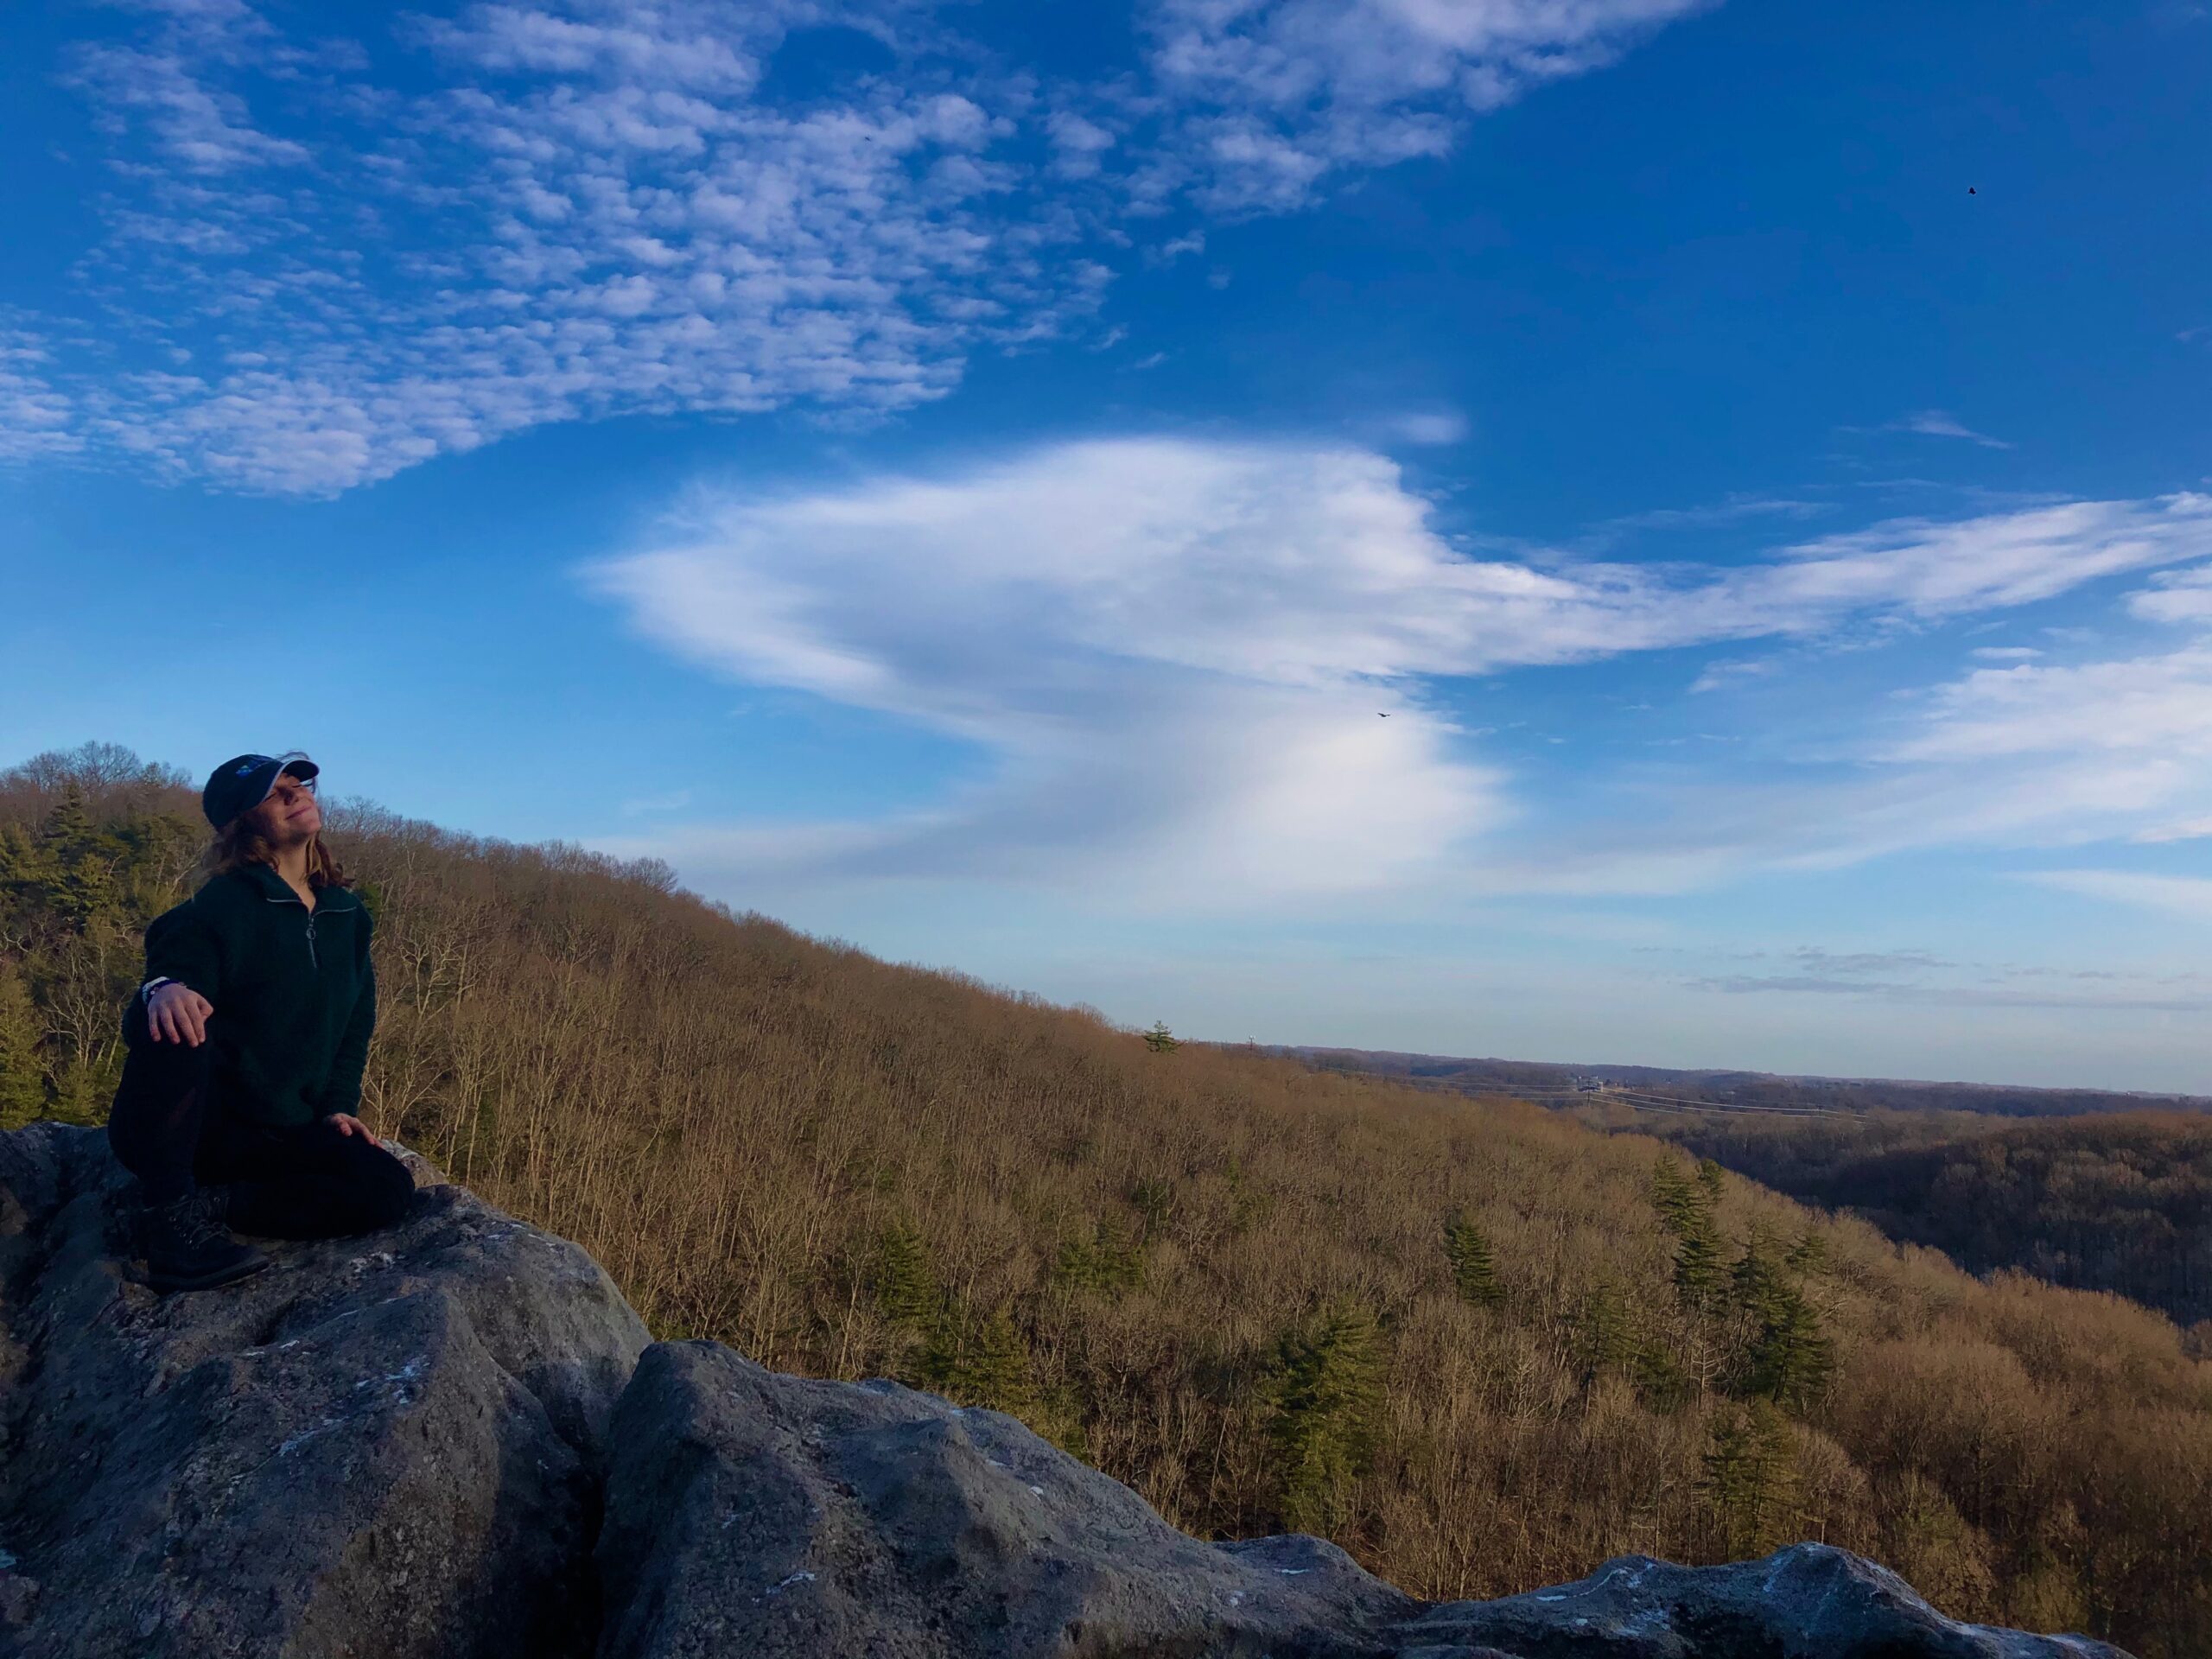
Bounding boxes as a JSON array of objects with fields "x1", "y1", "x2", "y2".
[{"x1": 252, "y1": 753, "x2": 320, "y2": 810}]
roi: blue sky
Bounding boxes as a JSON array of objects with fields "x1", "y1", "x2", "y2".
[{"x1": 3, "y1": 0, "x2": 2209, "y2": 1090}]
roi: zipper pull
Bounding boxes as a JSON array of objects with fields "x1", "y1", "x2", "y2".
[{"x1": 306, "y1": 912, "x2": 319, "y2": 970}]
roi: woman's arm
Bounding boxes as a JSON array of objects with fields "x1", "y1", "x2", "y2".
[
  {"x1": 142, "y1": 904, "x2": 222, "y2": 1045},
  {"x1": 317, "y1": 950, "x2": 377, "y2": 1122}
]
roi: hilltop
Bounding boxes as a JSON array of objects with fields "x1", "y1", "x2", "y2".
[{"x1": 3, "y1": 744, "x2": 2210, "y2": 1656}]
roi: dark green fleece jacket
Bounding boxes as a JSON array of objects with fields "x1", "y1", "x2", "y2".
[{"x1": 140, "y1": 862, "x2": 376, "y2": 1129}]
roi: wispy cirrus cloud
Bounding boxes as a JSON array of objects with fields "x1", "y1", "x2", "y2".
[
  {"x1": 1888, "y1": 409, "x2": 2013, "y2": 449},
  {"x1": 2018, "y1": 870, "x2": 2212, "y2": 924},
  {"x1": 12, "y1": 0, "x2": 1719, "y2": 493}
]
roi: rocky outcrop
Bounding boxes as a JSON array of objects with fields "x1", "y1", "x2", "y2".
[
  {"x1": 0, "y1": 1125, "x2": 2133, "y2": 1659},
  {"x1": 0, "y1": 1122, "x2": 648, "y2": 1659},
  {"x1": 594, "y1": 1339, "x2": 1414, "y2": 1659}
]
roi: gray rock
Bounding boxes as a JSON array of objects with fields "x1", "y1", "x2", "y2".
[
  {"x1": 595, "y1": 1338, "x2": 1415, "y2": 1659},
  {"x1": 0, "y1": 1122, "x2": 650, "y2": 1659},
  {"x1": 594, "y1": 1341, "x2": 2132, "y2": 1659},
  {"x1": 1393, "y1": 1544, "x2": 2126, "y2": 1659}
]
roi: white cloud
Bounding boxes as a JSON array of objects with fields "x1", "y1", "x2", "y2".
[
  {"x1": 1384, "y1": 409, "x2": 1468, "y2": 445},
  {"x1": 1884, "y1": 640, "x2": 2212, "y2": 764},
  {"x1": 584, "y1": 438, "x2": 1512, "y2": 905},
  {"x1": 2134, "y1": 815, "x2": 2212, "y2": 844},
  {"x1": 1891, "y1": 409, "x2": 2013, "y2": 449},
  {"x1": 1688, "y1": 657, "x2": 1777, "y2": 693},
  {"x1": 0, "y1": 329, "x2": 81, "y2": 462},
  {"x1": 1142, "y1": 0, "x2": 1715, "y2": 208},
  {"x1": 2018, "y1": 870, "x2": 2212, "y2": 923},
  {"x1": 2127, "y1": 561, "x2": 2212, "y2": 625},
  {"x1": 1968, "y1": 645, "x2": 2039, "y2": 661},
  {"x1": 582, "y1": 438, "x2": 2212, "y2": 906},
  {"x1": 21, "y1": 0, "x2": 1718, "y2": 493}
]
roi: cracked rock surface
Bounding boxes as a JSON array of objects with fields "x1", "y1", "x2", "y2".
[{"x1": 0, "y1": 1125, "x2": 2133, "y2": 1659}]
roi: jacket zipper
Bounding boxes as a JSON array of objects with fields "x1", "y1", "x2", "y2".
[{"x1": 265, "y1": 892, "x2": 321, "y2": 969}]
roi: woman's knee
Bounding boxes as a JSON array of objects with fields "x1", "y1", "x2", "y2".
[
  {"x1": 361, "y1": 1145, "x2": 417, "y2": 1227},
  {"x1": 323, "y1": 1134, "x2": 416, "y2": 1230}
]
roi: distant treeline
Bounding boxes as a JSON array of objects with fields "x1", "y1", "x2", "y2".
[
  {"x1": 1607, "y1": 1108, "x2": 2212, "y2": 1333},
  {"x1": 5, "y1": 744, "x2": 2211, "y2": 1659},
  {"x1": 1275, "y1": 1045, "x2": 2212, "y2": 1119}
]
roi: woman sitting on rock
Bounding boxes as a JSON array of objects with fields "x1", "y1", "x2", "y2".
[{"x1": 107, "y1": 752, "x2": 415, "y2": 1293}]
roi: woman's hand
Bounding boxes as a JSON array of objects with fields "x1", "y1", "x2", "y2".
[
  {"x1": 148, "y1": 982, "x2": 214, "y2": 1046},
  {"x1": 324, "y1": 1113, "x2": 382, "y2": 1147}
]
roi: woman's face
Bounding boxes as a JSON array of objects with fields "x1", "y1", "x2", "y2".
[{"x1": 251, "y1": 770, "x2": 321, "y2": 844}]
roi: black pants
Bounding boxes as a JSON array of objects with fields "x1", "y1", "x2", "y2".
[{"x1": 106, "y1": 996, "x2": 414, "y2": 1238}]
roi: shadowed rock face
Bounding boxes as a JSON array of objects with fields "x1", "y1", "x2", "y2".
[
  {"x1": 0, "y1": 1125, "x2": 2134, "y2": 1659},
  {"x1": 0, "y1": 1123, "x2": 649, "y2": 1659}
]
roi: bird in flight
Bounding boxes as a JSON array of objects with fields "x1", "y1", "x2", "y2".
[{"x1": 1378, "y1": 711, "x2": 1389, "y2": 717}]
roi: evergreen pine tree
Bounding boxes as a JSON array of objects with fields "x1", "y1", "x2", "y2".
[
  {"x1": 1745, "y1": 1281, "x2": 1835, "y2": 1409},
  {"x1": 1783, "y1": 1230, "x2": 1828, "y2": 1274},
  {"x1": 1649, "y1": 1157, "x2": 1700, "y2": 1236},
  {"x1": 39, "y1": 788, "x2": 118, "y2": 931},
  {"x1": 1443, "y1": 1211, "x2": 1504, "y2": 1307},
  {"x1": 0, "y1": 967, "x2": 47, "y2": 1131},
  {"x1": 1129, "y1": 1177, "x2": 1176, "y2": 1242},
  {"x1": 1142, "y1": 1020, "x2": 1180, "y2": 1053},
  {"x1": 1700, "y1": 1401, "x2": 1796, "y2": 1558},
  {"x1": 1724, "y1": 1235, "x2": 1835, "y2": 1409},
  {"x1": 1695, "y1": 1158, "x2": 1727, "y2": 1208},
  {"x1": 1573, "y1": 1281, "x2": 1637, "y2": 1384},
  {"x1": 1265, "y1": 1301, "x2": 1387, "y2": 1534},
  {"x1": 958, "y1": 1304, "x2": 1034, "y2": 1414},
  {"x1": 870, "y1": 1218, "x2": 940, "y2": 1333},
  {"x1": 1673, "y1": 1214, "x2": 1727, "y2": 1313},
  {"x1": 46, "y1": 1054, "x2": 118, "y2": 1129},
  {"x1": 1052, "y1": 1216, "x2": 1145, "y2": 1294}
]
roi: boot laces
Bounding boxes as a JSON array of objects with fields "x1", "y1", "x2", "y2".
[{"x1": 155, "y1": 1190, "x2": 230, "y2": 1252}]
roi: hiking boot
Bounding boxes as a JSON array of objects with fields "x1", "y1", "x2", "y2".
[{"x1": 140, "y1": 1188, "x2": 269, "y2": 1294}]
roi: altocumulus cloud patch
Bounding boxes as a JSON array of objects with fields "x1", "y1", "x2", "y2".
[{"x1": 7, "y1": 0, "x2": 1719, "y2": 494}]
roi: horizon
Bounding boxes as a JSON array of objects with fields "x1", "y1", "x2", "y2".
[{"x1": 3, "y1": 1, "x2": 2209, "y2": 1093}]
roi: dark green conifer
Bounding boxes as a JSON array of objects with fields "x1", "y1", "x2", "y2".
[
  {"x1": 1443, "y1": 1211, "x2": 1504, "y2": 1307},
  {"x1": 1673, "y1": 1214, "x2": 1727, "y2": 1313},
  {"x1": 1574, "y1": 1281, "x2": 1637, "y2": 1383},
  {"x1": 1265, "y1": 1300, "x2": 1387, "y2": 1533},
  {"x1": 870, "y1": 1218, "x2": 940, "y2": 1333},
  {"x1": 1783, "y1": 1230, "x2": 1828, "y2": 1274},
  {"x1": 0, "y1": 968, "x2": 46, "y2": 1131},
  {"x1": 1129, "y1": 1177, "x2": 1176, "y2": 1241},
  {"x1": 1700, "y1": 1401, "x2": 1796, "y2": 1558},
  {"x1": 1695, "y1": 1158, "x2": 1727, "y2": 1207}
]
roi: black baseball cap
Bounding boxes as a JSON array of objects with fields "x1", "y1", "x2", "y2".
[{"x1": 202, "y1": 752, "x2": 320, "y2": 830}]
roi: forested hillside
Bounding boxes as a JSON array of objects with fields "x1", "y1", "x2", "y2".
[
  {"x1": 1607, "y1": 1107, "x2": 2212, "y2": 1334},
  {"x1": 5, "y1": 745, "x2": 2211, "y2": 1657}
]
